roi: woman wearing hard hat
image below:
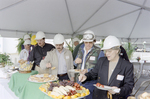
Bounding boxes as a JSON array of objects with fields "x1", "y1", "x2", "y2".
[
  {"x1": 78, "y1": 35, "x2": 134, "y2": 99},
  {"x1": 19, "y1": 40, "x2": 31, "y2": 61}
]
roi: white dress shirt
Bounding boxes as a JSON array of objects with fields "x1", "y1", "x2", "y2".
[
  {"x1": 81, "y1": 47, "x2": 92, "y2": 70},
  {"x1": 56, "y1": 49, "x2": 67, "y2": 74}
]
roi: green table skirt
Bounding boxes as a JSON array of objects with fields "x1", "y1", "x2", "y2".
[
  {"x1": 8, "y1": 70, "x2": 38, "y2": 96},
  {"x1": 19, "y1": 81, "x2": 53, "y2": 99}
]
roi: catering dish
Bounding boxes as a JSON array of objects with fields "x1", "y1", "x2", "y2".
[
  {"x1": 39, "y1": 80, "x2": 90, "y2": 99},
  {"x1": 28, "y1": 74, "x2": 58, "y2": 83}
]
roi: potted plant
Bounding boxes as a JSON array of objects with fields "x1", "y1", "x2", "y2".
[
  {"x1": 123, "y1": 42, "x2": 135, "y2": 59},
  {"x1": 0, "y1": 53, "x2": 13, "y2": 67}
]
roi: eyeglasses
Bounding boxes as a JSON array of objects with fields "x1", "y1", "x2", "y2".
[
  {"x1": 84, "y1": 42, "x2": 93, "y2": 44},
  {"x1": 83, "y1": 33, "x2": 94, "y2": 40},
  {"x1": 104, "y1": 49, "x2": 113, "y2": 54}
]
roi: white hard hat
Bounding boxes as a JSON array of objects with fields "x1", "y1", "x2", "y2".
[
  {"x1": 73, "y1": 38, "x2": 80, "y2": 43},
  {"x1": 23, "y1": 34, "x2": 30, "y2": 40},
  {"x1": 101, "y1": 35, "x2": 121, "y2": 50},
  {"x1": 23, "y1": 40, "x2": 31, "y2": 45},
  {"x1": 35, "y1": 31, "x2": 45, "y2": 40},
  {"x1": 53, "y1": 34, "x2": 64, "y2": 44},
  {"x1": 82, "y1": 30, "x2": 95, "y2": 42}
]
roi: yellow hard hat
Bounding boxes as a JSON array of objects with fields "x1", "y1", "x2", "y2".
[{"x1": 31, "y1": 35, "x2": 37, "y2": 45}]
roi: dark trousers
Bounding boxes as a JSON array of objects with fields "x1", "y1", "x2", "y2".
[
  {"x1": 58, "y1": 74, "x2": 70, "y2": 81},
  {"x1": 82, "y1": 80, "x2": 97, "y2": 99}
]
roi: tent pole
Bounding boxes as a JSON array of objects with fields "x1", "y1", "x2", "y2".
[
  {"x1": 0, "y1": 0, "x2": 25, "y2": 11},
  {"x1": 0, "y1": 28, "x2": 71, "y2": 36},
  {"x1": 73, "y1": 0, "x2": 109, "y2": 35},
  {"x1": 128, "y1": 0, "x2": 146, "y2": 38},
  {"x1": 119, "y1": 0, "x2": 150, "y2": 11},
  {"x1": 76, "y1": 8, "x2": 140, "y2": 34},
  {"x1": 65, "y1": 0, "x2": 74, "y2": 33}
]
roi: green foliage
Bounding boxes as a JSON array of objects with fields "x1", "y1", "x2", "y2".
[
  {"x1": 123, "y1": 42, "x2": 135, "y2": 59},
  {"x1": 65, "y1": 39, "x2": 73, "y2": 53},
  {"x1": 100, "y1": 39, "x2": 105, "y2": 48},
  {"x1": 16, "y1": 33, "x2": 32, "y2": 54},
  {"x1": 0, "y1": 53, "x2": 13, "y2": 66},
  {"x1": 16, "y1": 38, "x2": 24, "y2": 54},
  {"x1": 65, "y1": 34, "x2": 83, "y2": 53},
  {"x1": 76, "y1": 34, "x2": 83, "y2": 40}
]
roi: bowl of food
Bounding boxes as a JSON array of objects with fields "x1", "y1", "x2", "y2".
[{"x1": 18, "y1": 60, "x2": 33, "y2": 73}]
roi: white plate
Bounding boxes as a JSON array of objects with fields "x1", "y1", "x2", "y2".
[
  {"x1": 9, "y1": 67, "x2": 19, "y2": 70},
  {"x1": 93, "y1": 84, "x2": 112, "y2": 90},
  {"x1": 28, "y1": 75, "x2": 58, "y2": 83},
  {"x1": 68, "y1": 69, "x2": 80, "y2": 73},
  {"x1": 28, "y1": 78, "x2": 58, "y2": 83}
]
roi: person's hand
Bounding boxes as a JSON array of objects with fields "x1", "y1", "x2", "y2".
[
  {"x1": 70, "y1": 77, "x2": 74, "y2": 81},
  {"x1": 78, "y1": 74, "x2": 87, "y2": 82},
  {"x1": 75, "y1": 58, "x2": 82, "y2": 64},
  {"x1": 108, "y1": 86, "x2": 119, "y2": 94},
  {"x1": 80, "y1": 69, "x2": 88, "y2": 74},
  {"x1": 46, "y1": 63, "x2": 51, "y2": 68}
]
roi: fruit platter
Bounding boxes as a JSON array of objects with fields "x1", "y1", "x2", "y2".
[
  {"x1": 28, "y1": 74, "x2": 58, "y2": 83},
  {"x1": 39, "y1": 80, "x2": 90, "y2": 99}
]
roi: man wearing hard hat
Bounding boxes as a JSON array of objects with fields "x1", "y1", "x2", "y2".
[
  {"x1": 74, "y1": 30, "x2": 104, "y2": 99},
  {"x1": 73, "y1": 37, "x2": 80, "y2": 47},
  {"x1": 40, "y1": 34, "x2": 74, "y2": 81},
  {"x1": 28, "y1": 31, "x2": 55, "y2": 73},
  {"x1": 19, "y1": 40, "x2": 31, "y2": 61}
]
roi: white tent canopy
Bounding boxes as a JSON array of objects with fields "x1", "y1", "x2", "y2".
[{"x1": 0, "y1": 0, "x2": 150, "y2": 43}]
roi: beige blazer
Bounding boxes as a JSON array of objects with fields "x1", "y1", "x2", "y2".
[{"x1": 40, "y1": 48, "x2": 74, "y2": 79}]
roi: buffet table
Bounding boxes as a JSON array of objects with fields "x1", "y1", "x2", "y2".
[
  {"x1": 19, "y1": 81, "x2": 53, "y2": 99},
  {"x1": 7, "y1": 70, "x2": 55, "y2": 99},
  {"x1": 8, "y1": 70, "x2": 38, "y2": 96}
]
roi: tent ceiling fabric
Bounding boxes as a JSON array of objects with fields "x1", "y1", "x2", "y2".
[{"x1": 0, "y1": 0, "x2": 150, "y2": 42}]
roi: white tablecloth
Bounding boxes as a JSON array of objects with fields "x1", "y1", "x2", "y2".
[{"x1": 0, "y1": 78, "x2": 19, "y2": 99}]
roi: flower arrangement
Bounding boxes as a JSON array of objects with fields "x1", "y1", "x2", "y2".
[{"x1": 136, "y1": 56, "x2": 141, "y2": 62}]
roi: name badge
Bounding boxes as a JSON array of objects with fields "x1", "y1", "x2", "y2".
[
  {"x1": 66, "y1": 56, "x2": 69, "y2": 59},
  {"x1": 90, "y1": 56, "x2": 95, "y2": 60},
  {"x1": 117, "y1": 75, "x2": 124, "y2": 81}
]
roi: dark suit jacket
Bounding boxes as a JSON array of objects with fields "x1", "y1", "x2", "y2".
[{"x1": 85, "y1": 57, "x2": 134, "y2": 99}]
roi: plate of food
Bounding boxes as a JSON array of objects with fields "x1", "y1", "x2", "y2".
[
  {"x1": 39, "y1": 80, "x2": 90, "y2": 99},
  {"x1": 68, "y1": 69, "x2": 81, "y2": 73},
  {"x1": 28, "y1": 74, "x2": 58, "y2": 83},
  {"x1": 94, "y1": 83, "x2": 112, "y2": 91}
]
